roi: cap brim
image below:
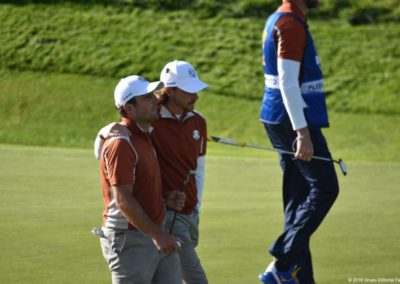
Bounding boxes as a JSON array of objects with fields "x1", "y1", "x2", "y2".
[
  {"x1": 145, "y1": 81, "x2": 164, "y2": 94},
  {"x1": 177, "y1": 79, "x2": 208, "y2": 93}
]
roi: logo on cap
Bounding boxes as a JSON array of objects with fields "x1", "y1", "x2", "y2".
[
  {"x1": 188, "y1": 68, "x2": 196, "y2": 78},
  {"x1": 122, "y1": 92, "x2": 133, "y2": 100}
]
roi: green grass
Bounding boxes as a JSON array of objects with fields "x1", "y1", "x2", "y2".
[
  {"x1": 1, "y1": 3, "x2": 399, "y2": 162},
  {"x1": 1, "y1": 70, "x2": 400, "y2": 162},
  {"x1": 1, "y1": 2, "x2": 399, "y2": 283},
  {"x1": 1, "y1": 144, "x2": 399, "y2": 283},
  {"x1": 1, "y1": 4, "x2": 400, "y2": 115},
  {"x1": 3, "y1": 0, "x2": 400, "y2": 22}
]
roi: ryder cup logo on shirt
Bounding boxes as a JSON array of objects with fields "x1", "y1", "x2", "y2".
[{"x1": 193, "y1": 130, "x2": 200, "y2": 140}]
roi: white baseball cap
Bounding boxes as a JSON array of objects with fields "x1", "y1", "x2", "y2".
[
  {"x1": 160, "y1": 60, "x2": 208, "y2": 93},
  {"x1": 114, "y1": 75, "x2": 163, "y2": 108}
]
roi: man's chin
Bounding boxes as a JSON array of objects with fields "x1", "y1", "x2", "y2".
[
  {"x1": 185, "y1": 105, "x2": 195, "y2": 112},
  {"x1": 147, "y1": 113, "x2": 159, "y2": 123}
]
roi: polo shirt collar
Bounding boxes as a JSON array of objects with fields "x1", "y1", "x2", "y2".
[
  {"x1": 159, "y1": 105, "x2": 195, "y2": 121},
  {"x1": 124, "y1": 119, "x2": 153, "y2": 137}
]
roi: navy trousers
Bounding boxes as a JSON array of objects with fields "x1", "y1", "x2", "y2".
[{"x1": 264, "y1": 115, "x2": 339, "y2": 284}]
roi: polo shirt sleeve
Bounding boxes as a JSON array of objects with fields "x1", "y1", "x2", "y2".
[
  {"x1": 104, "y1": 139, "x2": 137, "y2": 186},
  {"x1": 199, "y1": 117, "x2": 207, "y2": 156},
  {"x1": 275, "y1": 15, "x2": 306, "y2": 62}
]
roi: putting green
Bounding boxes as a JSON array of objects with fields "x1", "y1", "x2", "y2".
[{"x1": 0, "y1": 144, "x2": 399, "y2": 283}]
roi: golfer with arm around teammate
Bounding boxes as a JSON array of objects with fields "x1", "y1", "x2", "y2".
[
  {"x1": 259, "y1": 1, "x2": 339, "y2": 283},
  {"x1": 95, "y1": 60, "x2": 209, "y2": 284},
  {"x1": 97, "y1": 75, "x2": 183, "y2": 284}
]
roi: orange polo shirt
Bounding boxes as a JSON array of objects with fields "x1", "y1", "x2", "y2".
[
  {"x1": 100, "y1": 119, "x2": 164, "y2": 229},
  {"x1": 151, "y1": 106, "x2": 207, "y2": 215}
]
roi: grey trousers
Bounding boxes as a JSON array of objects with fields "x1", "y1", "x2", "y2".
[
  {"x1": 100, "y1": 227, "x2": 182, "y2": 284},
  {"x1": 165, "y1": 210, "x2": 208, "y2": 284}
]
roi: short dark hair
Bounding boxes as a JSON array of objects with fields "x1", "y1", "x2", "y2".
[{"x1": 117, "y1": 97, "x2": 137, "y2": 117}]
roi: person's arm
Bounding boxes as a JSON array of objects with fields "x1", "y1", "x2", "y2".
[
  {"x1": 276, "y1": 17, "x2": 313, "y2": 161},
  {"x1": 94, "y1": 122, "x2": 130, "y2": 160},
  {"x1": 195, "y1": 155, "x2": 206, "y2": 212},
  {"x1": 112, "y1": 185, "x2": 181, "y2": 254},
  {"x1": 94, "y1": 134, "x2": 104, "y2": 160},
  {"x1": 277, "y1": 59, "x2": 313, "y2": 161},
  {"x1": 277, "y1": 58, "x2": 307, "y2": 131},
  {"x1": 294, "y1": 127, "x2": 313, "y2": 161},
  {"x1": 105, "y1": 139, "x2": 180, "y2": 253},
  {"x1": 195, "y1": 117, "x2": 207, "y2": 212}
]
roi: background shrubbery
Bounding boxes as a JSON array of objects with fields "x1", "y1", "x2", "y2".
[
  {"x1": 3, "y1": 0, "x2": 400, "y2": 22},
  {"x1": 1, "y1": 0, "x2": 399, "y2": 151},
  {"x1": 1, "y1": 3, "x2": 399, "y2": 115},
  {"x1": 1, "y1": 3, "x2": 399, "y2": 283}
]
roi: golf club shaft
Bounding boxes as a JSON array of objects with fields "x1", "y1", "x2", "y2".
[
  {"x1": 209, "y1": 136, "x2": 347, "y2": 176},
  {"x1": 169, "y1": 212, "x2": 178, "y2": 234},
  {"x1": 245, "y1": 143, "x2": 339, "y2": 164},
  {"x1": 209, "y1": 136, "x2": 343, "y2": 166},
  {"x1": 169, "y1": 172, "x2": 191, "y2": 234}
]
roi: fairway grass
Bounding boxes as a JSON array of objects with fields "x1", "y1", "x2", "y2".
[
  {"x1": 1, "y1": 70, "x2": 400, "y2": 162},
  {"x1": 0, "y1": 144, "x2": 399, "y2": 283}
]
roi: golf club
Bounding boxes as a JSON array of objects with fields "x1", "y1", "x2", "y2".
[
  {"x1": 169, "y1": 171, "x2": 192, "y2": 234},
  {"x1": 209, "y1": 136, "x2": 347, "y2": 176}
]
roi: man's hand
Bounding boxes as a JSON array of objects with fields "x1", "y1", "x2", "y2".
[
  {"x1": 94, "y1": 122, "x2": 131, "y2": 159},
  {"x1": 165, "y1": 191, "x2": 186, "y2": 211},
  {"x1": 99, "y1": 122, "x2": 130, "y2": 139},
  {"x1": 294, "y1": 127, "x2": 313, "y2": 161},
  {"x1": 152, "y1": 230, "x2": 182, "y2": 254}
]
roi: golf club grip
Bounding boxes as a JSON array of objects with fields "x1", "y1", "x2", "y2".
[
  {"x1": 311, "y1": 155, "x2": 333, "y2": 162},
  {"x1": 169, "y1": 211, "x2": 178, "y2": 234},
  {"x1": 169, "y1": 173, "x2": 190, "y2": 234}
]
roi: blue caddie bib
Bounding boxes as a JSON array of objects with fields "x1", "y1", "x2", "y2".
[{"x1": 260, "y1": 12, "x2": 329, "y2": 127}]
